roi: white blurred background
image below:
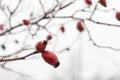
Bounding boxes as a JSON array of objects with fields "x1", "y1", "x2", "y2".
[{"x1": 0, "y1": 0, "x2": 120, "y2": 80}]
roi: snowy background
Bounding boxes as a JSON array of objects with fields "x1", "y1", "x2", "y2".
[{"x1": 0, "y1": 0, "x2": 120, "y2": 80}]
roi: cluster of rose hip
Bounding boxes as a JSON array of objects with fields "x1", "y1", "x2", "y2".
[
  {"x1": 34, "y1": 20, "x2": 84, "y2": 68},
  {"x1": 35, "y1": 36, "x2": 60, "y2": 68},
  {"x1": 3, "y1": 19, "x2": 84, "y2": 67},
  {"x1": 85, "y1": 0, "x2": 120, "y2": 21},
  {"x1": 0, "y1": 0, "x2": 120, "y2": 68},
  {"x1": 1, "y1": 0, "x2": 120, "y2": 31},
  {"x1": 85, "y1": 0, "x2": 106, "y2": 7},
  {"x1": 0, "y1": 13, "x2": 85, "y2": 67}
]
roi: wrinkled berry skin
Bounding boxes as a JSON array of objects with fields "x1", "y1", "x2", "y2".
[
  {"x1": 116, "y1": 12, "x2": 120, "y2": 21},
  {"x1": 77, "y1": 21, "x2": 84, "y2": 32},
  {"x1": 35, "y1": 41, "x2": 47, "y2": 53},
  {"x1": 42, "y1": 50, "x2": 60, "y2": 68},
  {"x1": 99, "y1": 0, "x2": 107, "y2": 7},
  {"x1": 23, "y1": 19, "x2": 30, "y2": 25}
]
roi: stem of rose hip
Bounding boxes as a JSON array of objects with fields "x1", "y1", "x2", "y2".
[{"x1": 43, "y1": 40, "x2": 48, "y2": 45}]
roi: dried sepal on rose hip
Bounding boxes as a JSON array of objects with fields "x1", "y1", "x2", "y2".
[
  {"x1": 77, "y1": 20, "x2": 84, "y2": 32},
  {"x1": 47, "y1": 34, "x2": 52, "y2": 40},
  {"x1": 1, "y1": 44, "x2": 5, "y2": 50},
  {"x1": 23, "y1": 19, "x2": 30, "y2": 25},
  {"x1": 35, "y1": 40, "x2": 47, "y2": 53},
  {"x1": 42, "y1": 50, "x2": 60, "y2": 68},
  {"x1": 116, "y1": 11, "x2": 120, "y2": 21},
  {"x1": 85, "y1": 0, "x2": 92, "y2": 6},
  {"x1": 99, "y1": 0, "x2": 107, "y2": 7},
  {"x1": 60, "y1": 25, "x2": 65, "y2": 33}
]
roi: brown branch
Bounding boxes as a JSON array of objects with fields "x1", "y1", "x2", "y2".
[
  {"x1": 83, "y1": 20, "x2": 120, "y2": 51},
  {"x1": 39, "y1": 0, "x2": 45, "y2": 13},
  {"x1": 0, "y1": 0, "x2": 120, "y2": 55},
  {"x1": 0, "y1": 6, "x2": 8, "y2": 17},
  {"x1": 11, "y1": 0, "x2": 22, "y2": 15},
  {"x1": 0, "y1": 0, "x2": 76, "y2": 36},
  {"x1": 0, "y1": 24, "x2": 23, "y2": 36},
  {"x1": 88, "y1": 19, "x2": 120, "y2": 27},
  {"x1": 89, "y1": 1, "x2": 99, "y2": 19},
  {"x1": 60, "y1": 0, "x2": 76, "y2": 10},
  {"x1": 97, "y1": 8, "x2": 116, "y2": 12},
  {"x1": 0, "y1": 51, "x2": 38, "y2": 62},
  {"x1": 52, "y1": 15, "x2": 120, "y2": 28},
  {"x1": 0, "y1": 48, "x2": 34, "y2": 58},
  {"x1": 6, "y1": 0, "x2": 22, "y2": 29}
]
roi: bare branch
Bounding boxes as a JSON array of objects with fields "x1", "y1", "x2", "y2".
[
  {"x1": 0, "y1": 24, "x2": 23, "y2": 36},
  {"x1": 0, "y1": 48, "x2": 34, "y2": 58},
  {"x1": 83, "y1": 20, "x2": 120, "y2": 51},
  {"x1": 0, "y1": 51, "x2": 38, "y2": 62},
  {"x1": 11, "y1": 0, "x2": 22, "y2": 15},
  {"x1": 90, "y1": 1, "x2": 99, "y2": 19},
  {"x1": 39, "y1": 0, "x2": 45, "y2": 13},
  {"x1": 0, "y1": 6, "x2": 8, "y2": 17},
  {"x1": 88, "y1": 19, "x2": 120, "y2": 28}
]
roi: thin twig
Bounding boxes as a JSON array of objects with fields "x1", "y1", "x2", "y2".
[
  {"x1": 11, "y1": 0, "x2": 22, "y2": 15},
  {"x1": 39, "y1": 0, "x2": 45, "y2": 13},
  {"x1": 90, "y1": 1, "x2": 99, "y2": 19},
  {"x1": 83, "y1": 20, "x2": 120, "y2": 51},
  {"x1": 0, "y1": 51, "x2": 38, "y2": 62}
]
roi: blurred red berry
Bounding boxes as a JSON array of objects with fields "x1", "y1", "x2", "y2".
[
  {"x1": 99, "y1": 0, "x2": 107, "y2": 7},
  {"x1": 0, "y1": 25, "x2": 3, "y2": 30},
  {"x1": 35, "y1": 40, "x2": 47, "y2": 53},
  {"x1": 42, "y1": 50, "x2": 60, "y2": 68},
  {"x1": 85, "y1": 0, "x2": 92, "y2": 5},
  {"x1": 47, "y1": 35, "x2": 52, "y2": 40},
  {"x1": 116, "y1": 12, "x2": 120, "y2": 21},
  {"x1": 60, "y1": 26, "x2": 65, "y2": 33},
  {"x1": 77, "y1": 20, "x2": 84, "y2": 32},
  {"x1": 23, "y1": 19, "x2": 30, "y2": 25}
]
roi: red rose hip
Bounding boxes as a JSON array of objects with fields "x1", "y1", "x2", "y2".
[
  {"x1": 77, "y1": 20, "x2": 84, "y2": 32},
  {"x1": 42, "y1": 50, "x2": 60, "y2": 68},
  {"x1": 35, "y1": 40, "x2": 47, "y2": 53},
  {"x1": 47, "y1": 35, "x2": 52, "y2": 40},
  {"x1": 23, "y1": 19, "x2": 30, "y2": 25},
  {"x1": 60, "y1": 26, "x2": 65, "y2": 33},
  {"x1": 99, "y1": 0, "x2": 107, "y2": 7},
  {"x1": 0, "y1": 25, "x2": 3, "y2": 30},
  {"x1": 116, "y1": 11, "x2": 120, "y2": 21},
  {"x1": 85, "y1": 0, "x2": 92, "y2": 5}
]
